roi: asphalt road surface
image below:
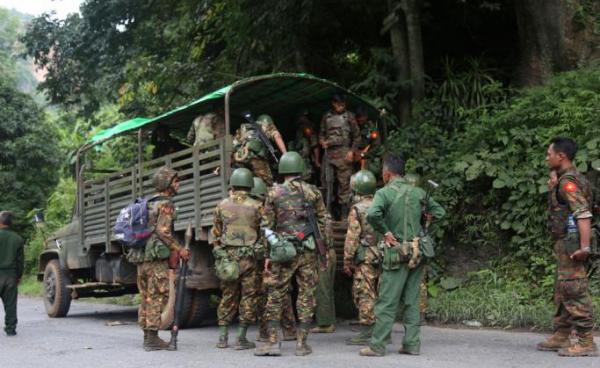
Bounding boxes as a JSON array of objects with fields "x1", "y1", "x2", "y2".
[{"x1": 1, "y1": 297, "x2": 598, "y2": 368}]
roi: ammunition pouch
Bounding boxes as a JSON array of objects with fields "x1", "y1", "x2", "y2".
[
  {"x1": 269, "y1": 235, "x2": 298, "y2": 263},
  {"x1": 381, "y1": 238, "x2": 423, "y2": 270},
  {"x1": 215, "y1": 257, "x2": 240, "y2": 282}
]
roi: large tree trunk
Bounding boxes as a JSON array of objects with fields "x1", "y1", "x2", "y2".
[
  {"x1": 387, "y1": 0, "x2": 411, "y2": 125},
  {"x1": 514, "y1": 0, "x2": 598, "y2": 86},
  {"x1": 405, "y1": 0, "x2": 424, "y2": 101}
]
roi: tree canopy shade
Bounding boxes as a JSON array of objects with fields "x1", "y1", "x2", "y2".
[{"x1": 85, "y1": 72, "x2": 380, "y2": 149}]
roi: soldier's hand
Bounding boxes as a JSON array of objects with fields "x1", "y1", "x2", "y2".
[
  {"x1": 179, "y1": 248, "x2": 191, "y2": 261},
  {"x1": 343, "y1": 263, "x2": 354, "y2": 277},
  {"x1": 345, "y1": 150, "x2": 354, "y2": 162},
  {"x1": 384, "y1": 231, "x2": 397, "y2": 247},
  {"x1": 264, "y1": 258, "x2": 272, "y2": 272},
  {"x1": 570, "y1": 247, "x2": 590, "y2": 262}
]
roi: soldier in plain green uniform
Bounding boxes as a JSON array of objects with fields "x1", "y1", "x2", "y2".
[
  {"x1": 359, "y1": 155, "x2": 445, "y2": 357},
  {"x1": 0, "y1": 211, "x2": 24, "y2": 336}
]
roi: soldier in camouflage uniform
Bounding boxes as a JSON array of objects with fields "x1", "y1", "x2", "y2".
[
  {"x1": 319, "y1": 94, "x2": 360, "y2": 217},
  {"x1": 288, "y1": 110, "x2": 320, "y2": 182},
  {"x1": 255, "y1": 152, "x2": 329, "y2": 357},
  {"x1": 187, "y1": 108, "x2": 226, "y2": 147},
  {"x1": 233, "y1": 114, "x2": 287, "y2": 186},
  {"x1": 537, "y1": 137, "x2": 597, "y2": 357},
  {"x1": 354, "y1": 106, "x2": 383, "y2": 178},
  {"x1": 250, "y1": 177, "x2": 297, "y2": 342},
  {"x1": 343, "y1": 170, "x2": 381, "y2": 345},
  {"x1": 126, "y1": 166, "x2": 190, "y2": 351},
  {"x1": 212, "y1": 168, "x2": 263, "y2": 350}
]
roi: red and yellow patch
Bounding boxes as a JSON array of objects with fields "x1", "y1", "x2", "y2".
[{"x1": 564, "y1": 181, "x2": 577, "y2": 193}]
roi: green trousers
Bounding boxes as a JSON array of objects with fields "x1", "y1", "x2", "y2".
[
  {"x1": 0, "y1": 272, "x2": 18, "y2": 333},
  {"x1": 370, "y1": 263, "x2": 424, "y2": 354},
  {"x1": 314, "y1": 248, "x2": 337, "y2": 326}
]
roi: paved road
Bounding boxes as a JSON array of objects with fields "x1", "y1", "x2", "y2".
[{"x1": 1, "y1": 297, "x2": 598, "y2": 368}]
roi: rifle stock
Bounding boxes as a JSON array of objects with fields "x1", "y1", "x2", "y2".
[
  {"x1": 169, "y1": 222, "x2": 193, "y2": 350},
  {"x1": 242, "y1": 112, "x2": 279, "y2": 163},
  {"x1": 298, "y1": 181, "x2": 328, "y2": 269}
]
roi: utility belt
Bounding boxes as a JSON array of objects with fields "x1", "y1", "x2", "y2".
[{"x1": 379, "y1": 233, "x2": 435, "y2": 270}]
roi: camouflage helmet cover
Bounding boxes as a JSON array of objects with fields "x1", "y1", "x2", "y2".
[{"x1": 153, "y1": 166, "x2": 178, "y2": 192}]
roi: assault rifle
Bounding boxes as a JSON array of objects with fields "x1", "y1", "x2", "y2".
[
  {"x1": 298, "y1": 182, "x2": 328, "y2": 270},
  {"x1": 169, "y1": 222, "x2": 193, "y2": 350},
  {"x1": 323, "y1": 148, "x2": 334, "y2": 213},
  {"x1": 421, "y1": 179, "x2": 439, "y2": 234},
  {"x1": 242, "y1": 112, "x2": 279, "y2": 163}
]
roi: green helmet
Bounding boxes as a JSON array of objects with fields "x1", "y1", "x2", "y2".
[
  {"x1": 256, "y1": 114, "x2": 273, "y2": 125},
  {"x1": 229, "y1": 168, "x2": 254, "y2": 188},
  {"x1": 351, "y1": 170, "x2": 377, "y2": 195},
  {"x1": 278, "y1": 151, "x2": 305, "y2": 174},
  {"x1": 251, "y1": 177, "x2": 267, "y2": 199},
  {"x1": 153, "y1": 166, "x2": 178, "y2": 192},
  {"x1": 405, "y1": 173, "x2": 421, "y2": 187}
]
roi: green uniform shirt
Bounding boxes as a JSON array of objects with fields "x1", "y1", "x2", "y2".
[
  {"x1": 367, "y1": 177, "x2": 446, "y2": 241},
  {"x1": 0, "y1": 228, "x2": 24, "y2": 278}
]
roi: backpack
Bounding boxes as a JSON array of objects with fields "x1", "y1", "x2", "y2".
[{"x1": 114, "y1": 196, "x2": 159, "y2": 248}]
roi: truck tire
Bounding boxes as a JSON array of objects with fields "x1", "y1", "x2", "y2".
[
  {"x1": 43, "y1": 260, "x2": 72, "y2": 318},
  {"x1": 182, "y1": 290, "x2": 215, "y2": 328}
]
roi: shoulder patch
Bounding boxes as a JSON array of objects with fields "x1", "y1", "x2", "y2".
[{"x1": 564, "y1": 181, "x2": 577, "y2": 193}]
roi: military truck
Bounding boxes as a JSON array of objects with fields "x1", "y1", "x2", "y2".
[{"x1": 38, "y1": 73, "x2": 383, "y2": 327}]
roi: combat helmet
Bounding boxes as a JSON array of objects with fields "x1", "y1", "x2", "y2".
[
  {"x1": 229, "y1": 168, "x2": 254, "y2": 189},
  {"x1": 351, "y1": 170, "x2": 377, "y2": 195},
  {"x1": 251, "y1": 177, "x2": 268, "y2": 200},
  {"x1": 256, "y1": 114, "x2": 274, "y2": 125},
  {"x1": 153, "y1": 166, "x2": 178, "y2": 192},
  {"x1": 278, "y1": 151, "x2": 305, "y2": 174}
]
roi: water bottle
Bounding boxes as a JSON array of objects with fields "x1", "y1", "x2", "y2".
[
  {"x1": 264, "y1": 228, "x2": 280, "y2": 246},
  {"x1": 567, "y1": 214, "x2": 577, "y2": 234}
]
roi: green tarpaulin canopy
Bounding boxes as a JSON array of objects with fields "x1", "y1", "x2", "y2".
[{"x1": 86, "y1": 73, "x2": 379, "y2": 149}]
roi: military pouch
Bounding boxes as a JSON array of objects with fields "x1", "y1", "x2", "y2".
[
  {"x1": 269, "y1": 236, "x2": 297, "y2": 263},
  {"x1": 419, "y1": 234, "x2": 435, "y2": 259},
  {"x1": 125, "y1": 247, "x2": 145, "y2": 265},
  {"x1": 215, "y1": 257, "x2": 240, "y2": 282},
  {"x1": 145, "y1": 239, "x2": 171, "y2": 261},
  {"x1": 382, "y1": 241, "x2": 411, "y2": 270},
  {"x1": 354, "y1": 245, "x2": 367, "y2": 264}
]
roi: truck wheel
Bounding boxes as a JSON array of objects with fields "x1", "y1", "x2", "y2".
[
  {"x1": 182, "y1": 290, "x2": 216, "y2": 328},
  {"x1": 43, "y1": 260, "x2": 72, "y2": 318}
]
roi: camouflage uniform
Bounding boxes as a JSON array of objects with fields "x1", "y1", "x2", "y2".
[
  {"x1": 289, "y1": 120, "x2": 318, "y2": 182},
  {"x1": 547, "y1": 167, "x2": 595, "y2": 338},
  {"x1": 233, "y1": 121, "x2": 282, "y2": 186},
  {"x1": 344, "y1": 195, "x2": 380, "y2": 327},
  {"x1": 261, "y1": 178, "x2": 328, "y2": 352},
  {"x1": 319, "y1": 110, "x2": 360, "y2": 207},
  {"x1": 187, "y1": 112, "x2": 225, "y2": 147},
  {"x1": 212, "y1": 190, "x2": 262, "y2": 327},
  {"x1": 355, "y1": 120, "x2": 383, "y2": 178},
  {"x1": 256, "y1": 262, "x2": 297, "y2": 340}
]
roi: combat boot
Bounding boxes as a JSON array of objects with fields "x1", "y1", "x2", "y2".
[
  {"x1": 216, "y1": 325, "x2": 229, "y2": 348},
  {"x1": 283, "y1": 327, "x2": 297, "y2": 341},
  {"x1": 234, "y1": 325, "x2": 256, "y2": 350},
  {"x1": 144, "y1": 330, "x2": 171, "y2": 351},
  {"x1": 142, "y1": 330, "x2": 149, "y2": 348},
  {"x1": 295, "y1": 327, "x2": 313, "y2": 356},
  {"x1": 346, "y1": 325, "x2": 373, "y2": 345},
  {"x1": 558, "y1": 331, "x2": 598, "y2": 357},
  {"x1": 359, "y1": 346, "x2": 385, "y2": 357},
  {"x1": 256, "y1": 323, "x2": 269, "y2": 342},
  {"x1": 536, "y1": 329, "x2": 571, "y2": 351},
  {"x1": 254, "y1": 323, "x2": 281, "y2": 356},
  {"x1": 310, "y1": 324, "x2": 336, "y2": 333}
]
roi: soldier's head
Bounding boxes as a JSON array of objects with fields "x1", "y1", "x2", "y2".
[
  {"x1": 382, "y1": 154, "x2": 405, "y2": 184},
  {"x1": 355, "y1": 105, "x2": 369, "y2": 125},
  {"x1": 153, "y1": 166, "x2": 179, "y2": 195},
  {"x1": 547, "y1": 137, "x2": 577, "y2": 170},
  {"x1": 331, "y1": 93, "x2": 346, "y2": 114},
  {"x1": 256, "y1": 114, "x2": 274, "y2": 126},
  {"x1": 278, "y1": 151, "x2": 305, "y2": 178},
  {"x1": 0, "y1": 211, "x2": 14, "y2": 228},
  {"x1": 250, "y1": 177, "x2": 268, "y2": 201},
  {"x1": 229, "y1": 168, "x2": 254, "y2": 191}
]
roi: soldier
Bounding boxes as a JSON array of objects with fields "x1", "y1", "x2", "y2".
[
  {"x1": 126, "y1": 166, "x2": 190, "y2": 351},
  {"x1": 288, "y1": 110, "x2": 320, "y2": 182},
  {"x1": 0, "y1": 211, "x2": 24, "y2": 337},
  {"x1": 250, "y1": 177, "x2": 297, "y2": 343},
  {"x1": 233, "y1": 114, "x2": 287, "y2": 186},
  {"x1": 319, "y1": 94, "x2": 360, "y2": 218},
  {"x1": 354, "y1": 106, "x2": 383, "y2": 177},
  {"x1": 187, "y1": 107, "x2": 226, "y2": 147},
  {"x1": 212, "y1": 168, "x2": 263, "y2": 350},
  {"x1": 343, "y1": 170, "x2": 380, "y2": 345},
  {"x1": 359, "y1": 155, "x2": 445, "y2": 357},
  {"x1": 255, "y1": 152, "x2": 328, "y2": 357},
  {"x1": 537, "y1": 137, "x2": 598, "y2": 357}
]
